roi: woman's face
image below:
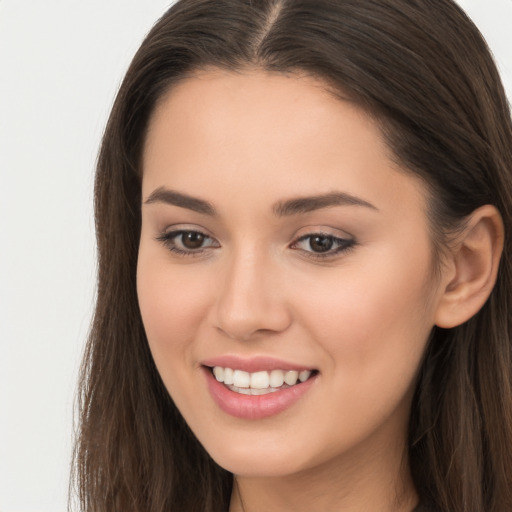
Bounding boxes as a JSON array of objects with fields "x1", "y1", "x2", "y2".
[{"x1": 137, "y1": 69, "x2": 445, "y2": 478}]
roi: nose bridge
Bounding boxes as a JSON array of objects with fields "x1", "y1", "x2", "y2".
[{"x1": 213, "y1": 243, "x2": 290, "y2": 341}]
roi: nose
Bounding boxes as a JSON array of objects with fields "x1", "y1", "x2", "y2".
[{"x1": 212, "y1": 250, "x2": 292, "y2": 341}]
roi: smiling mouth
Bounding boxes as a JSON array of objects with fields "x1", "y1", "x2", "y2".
[{"x1": 208, "y1": 366, "x2": 318, "y2": 396}]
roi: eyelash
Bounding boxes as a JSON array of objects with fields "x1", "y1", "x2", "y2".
[
  {"x1": 156, "y1": 230, "x2": 356, "y2": 260},
  {"x1": 156, "y1": 230, "x2": 220, "y2": 257},
  {"x1": 291, "y1": 233, "x2": 356, "y2": 260}
]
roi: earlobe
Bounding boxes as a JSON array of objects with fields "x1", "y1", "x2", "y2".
[{"x1": 434, "y1": 205, "x2": 504, "y2": 329}]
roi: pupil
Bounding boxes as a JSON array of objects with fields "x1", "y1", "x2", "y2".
[
  {"x1": 182, "y1": 232, "x2": 205, "y2": 249},
  {"x1": 310, "y1": 235, "x2": 333, "y2": 253}
]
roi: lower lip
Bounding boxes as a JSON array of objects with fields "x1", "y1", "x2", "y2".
[{"x1": 203, "y1": 367, "x2": 317, "y2": 419}]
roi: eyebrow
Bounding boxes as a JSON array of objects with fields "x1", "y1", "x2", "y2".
[
  {"x1": 273, "y1": 192, "x2": 378, "y2": 216},
  {"x1": 144, "y1": 186, "x2": 217, "y2": 216},
  {"x1": 144, "y1": 187, "x2": 377, "y2": 217}
]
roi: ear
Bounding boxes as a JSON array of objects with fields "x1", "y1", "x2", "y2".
[{"x1": 434, "y1": 205, "x2": 504, "y2": 328}]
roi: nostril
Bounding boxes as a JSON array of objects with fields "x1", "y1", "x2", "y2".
[{"x1": 212, "y1": 268, "x2": 292, "y2": 340}]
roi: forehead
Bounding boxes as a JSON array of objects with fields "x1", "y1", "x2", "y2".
[{"x1": 142, "y1": 69, "x2": 428, "y2": 219}]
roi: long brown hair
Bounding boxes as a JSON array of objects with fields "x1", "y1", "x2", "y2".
[{"x1": 73, "y1": 1, "x2": 512, "y2": 510}]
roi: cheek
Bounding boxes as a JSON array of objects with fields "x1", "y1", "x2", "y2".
[
  {"x1": 136, "y1": 252, "x2": 219, "y2": 421},
  {"x1": 287, "y1": 248, "x2": 436, "y2": 454},
  {"x1": 299, "y1": 243, "x2": 435, "y2": 377},
  {"x1": 136, "y1": 246, "x2": 212, "y2": 365}
]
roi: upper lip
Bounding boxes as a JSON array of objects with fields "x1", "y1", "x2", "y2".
[{"x1": 201, "y1": 355, "x2": 316, "y2": 373}]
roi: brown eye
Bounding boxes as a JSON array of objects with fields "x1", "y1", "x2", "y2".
[
  {"x1": 308, "y1": 235, "x2": 334, "y2": 253},
  {"x1": 292, "y1": 233, "x2": 355, "y2": 258},
  {"x1": 181, "y1": 231, "x2": 206, "y2": 249},
  {"x1": 156, "y1": 229, "x2": 220, "y2": 255}
]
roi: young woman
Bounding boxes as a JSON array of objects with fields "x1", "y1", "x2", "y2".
[{"x1": 74, "y1": 1, "x2": 512, "y2": 511}]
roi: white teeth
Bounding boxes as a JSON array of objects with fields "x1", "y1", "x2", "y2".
[
  {"x1": 211, "y1": 366, "x2": 314, "y2": 394},
  {"x1": 213, "y1": 366, "x2": 224, "y2": 382},
  {"x1": 250, "y1": 371, "x2": 270, "y2": 389},
  {"x1": 223, "y1": 367, "x2": 234, "y2": 385},
  {"x1": 250, "y1": 388, "x2": 269, "y2": 395},
  {"x1": 232, "y1": 370, "x2": 250, "y2": 388},
  {"x1": 299, "y1": 370, "x2": 311, "y2": 382},
  {"x1": 269, "y1": 369, "x2": 285, "y2": 388},
  {"x1": 284, "y1": 370, "x2": 299, "y2": 386},
  {"x1": 229, "y1": 386, "x2": 281, "y2": 395}
]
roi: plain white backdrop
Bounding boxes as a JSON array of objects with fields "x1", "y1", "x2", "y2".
[{"x1": 0, "y1": 1, "x2": 510, "y2": 511}]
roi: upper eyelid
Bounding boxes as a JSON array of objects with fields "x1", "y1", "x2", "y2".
[
  {"x1": 158, "y1": 220, "x2": 352, "y2": 236},
  {"x1": 292, "y1": 224, "x2": 354, "y2": 239},
  {"x1": 159, "y1": 229, "x2": 351, "y2": 241},
  {"x1": 161, "y1": 223, "x2": 214, "y2": 235},
  {"x1": 295, "y1": 232, "x2": 351, "y2": 241}
]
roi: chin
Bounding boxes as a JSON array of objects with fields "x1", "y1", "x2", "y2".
[
  {"x1": 197, "y1": 429, "x2": 323, "y2": 478},
  {"x1": 214, "y1": 452, "x2": 307, "y2": 478}
]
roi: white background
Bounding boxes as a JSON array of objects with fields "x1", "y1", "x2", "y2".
[{"x1": 0, "y1": 1, "x2": 510, "y2": 511}]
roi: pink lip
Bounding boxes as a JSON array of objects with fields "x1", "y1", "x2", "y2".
[
  {"x1": 201, "y1": 355, "x2": 315, "y2": 373},
  {"x1": 202, "y1": 367, "x2": 318, "y2": 420}
]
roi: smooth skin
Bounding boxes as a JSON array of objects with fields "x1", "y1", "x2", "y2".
[{"x1": 137, "y1": 69, "x2": 503, "y2": 512}]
